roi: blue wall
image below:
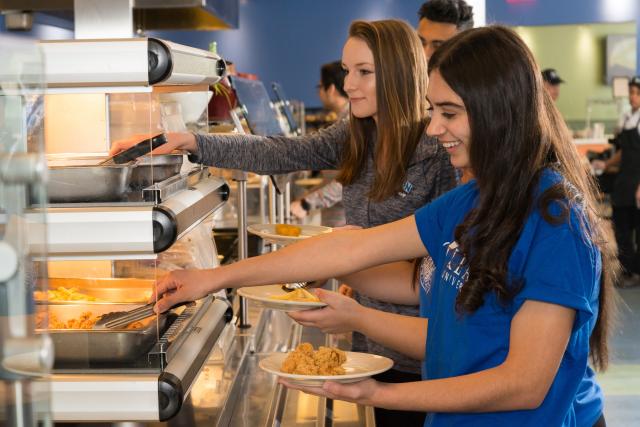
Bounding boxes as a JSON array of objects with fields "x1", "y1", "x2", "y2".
[
  {"x1": 148, "y1": 0, "x2": 640, "y2": 106},
  {"x1": 3, "y1": 1, "x2": 640, "y2": 106},
  {"x1": 0, "y1": 13, "x2": 73, "y2": 40},
  {"x1": 149, "y1": 0, "x2": 426, "y2": 108},
  {"x1": 486, "y1": 0, "x2": 638, "y2": 26}
]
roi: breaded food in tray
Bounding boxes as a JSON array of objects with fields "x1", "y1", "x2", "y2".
[
  {"x1": 36, "y1": 304, "x2": 167, "y2": 365},
  {"x1": 35, "y1": 278, "x2": 153, "y2": 304}
]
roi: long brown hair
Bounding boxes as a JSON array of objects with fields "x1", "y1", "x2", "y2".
[
  {"x1": 337, "y1": 20, "x2": 430, "y2": 201},
  {"x1": 429, "y1": 26, "x2": 618, "y2": 371}
]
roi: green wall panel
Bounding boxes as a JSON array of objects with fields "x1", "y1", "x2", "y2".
[{"x1": 515, "y1": 21, "x2": 636, "y2": 130}]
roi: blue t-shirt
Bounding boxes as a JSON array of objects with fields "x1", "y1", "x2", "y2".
[{"x1": 414, "y1": 170, "x2": 603, "y2": 427}]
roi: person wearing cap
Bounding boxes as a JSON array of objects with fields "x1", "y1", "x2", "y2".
[
  {"x1": 593, "y1": 76, "x2": 640, "y2": 287},
  {"x1": 542, "y1": 68, "x2": 565, "y2": 101}
]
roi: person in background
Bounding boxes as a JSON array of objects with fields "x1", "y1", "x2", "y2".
[
  {"x1": 151, "y1": 26, "x2": 616, "y2": 427},
  {"x1": 291, "y1": 61, "x2": 348, "y2": 227},
  {"x1": 614, "y1": 76, "x2": 640, "y2": 136},
  {"x1": 317, "y1": 60, "x2": 349, "y2": 121},
  {"x1": 542, "y1": 68, "x2": 565, "y2": 102},
  {"x1": 111, "y1": 20, "x2": 456, "y2": 427},
  {"x1": 417, "y1": 0, "x2": 474, "y2": 60},
  {"x1": 593, "y1": 76, "x2": 640, "y2": 288}
]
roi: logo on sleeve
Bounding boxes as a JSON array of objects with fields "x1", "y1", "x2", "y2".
[
  {"x1": 419, "y1": 256, "x2": 436, "y2": 295},
  {"x1": 441, "y1": 241, "x2": 469, "y2": 291},
  {"x1": 398, "y1": 180, "x2": 414, "y2": 198}
]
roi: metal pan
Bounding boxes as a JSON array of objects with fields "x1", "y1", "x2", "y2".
[
  {"x1": 45, "y1": 163, "x2": 133, "y2": 203},
  {"x1": 35, "y1": 277, "x2": 154, "y2": 304},
  {"x1": 35, "y1": 154, "x2": 182, "y2": 203},
  {"x1": 129, "y1": 154, "x2": 183, "y2": 190},
  {"x1": 37, "y1": 304, "x2": 167, "y2": 364}
]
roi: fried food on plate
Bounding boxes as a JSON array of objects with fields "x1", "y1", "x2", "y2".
[
  {"x1": 281, "y1": 343, "x2": 346, "y2": 375},
  {"x1": 269, "y1": 288, "x2": 320, "y2": 302},
  {"x1": 274, "y1": 223, "x2": 302, "y2": 237}
]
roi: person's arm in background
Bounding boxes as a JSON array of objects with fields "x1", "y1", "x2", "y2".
[
  {"x1": 152, "y1": 215, "x2": 428, "y2": 313},
  {"x1": 291, "y1": 180, "x2": 343, "y2": 219},
  {"x1": 110, "y1": 120, "x2": 349, "y2": 175}
]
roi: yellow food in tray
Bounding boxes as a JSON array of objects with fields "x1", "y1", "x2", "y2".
[
  {"x1": 34, "y1": 286, "x2": 100, "y2": 302},
  {"x1": 269, "y1": 288, "x2": 320, "y2": 302},
  {"x1": 281, "y1": 343, "x2": 347, "y2": 375},
  {"x1": 37, "y1": 311, "x2": 145, "y2": 330},
  {"x1": 274, "y1": 223, "x2": 302, "y2": 237}
]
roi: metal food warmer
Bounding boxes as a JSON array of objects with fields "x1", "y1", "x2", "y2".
[{"x1": 24, "y1": 37, "x2": 236, "y2": 422}]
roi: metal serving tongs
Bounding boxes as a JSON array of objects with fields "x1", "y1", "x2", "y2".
[
  {"x1": 98, "y1": 133, "x2": 168, "y2": 166},
  {"x1": 281, "y1": 282, "x2": 310, "y2": 292},
  {"x1": 93, "y1": 300, "x2": 194, "y2": 330}
]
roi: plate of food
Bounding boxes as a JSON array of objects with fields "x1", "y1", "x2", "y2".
[
  {"x1": 259, "y1": 343, "x2": 394, "y2": 386},
  {"x1": 237, "y1": 284, "x2": 326, "y2": 311},
  {"x1": 246, "y1": 223, "x2": 332, "y2": 246}
]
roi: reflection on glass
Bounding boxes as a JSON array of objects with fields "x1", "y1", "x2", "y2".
[{"x1": 0, "y1": 35, "x2": 52, "y2": 426}]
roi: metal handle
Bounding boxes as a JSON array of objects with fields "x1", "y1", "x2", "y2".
[
  {"x1": 99, "y1": 300, "x2": 193, "y2": 329},
  {"x1": 100, "y1": 133, "x2": 167, "y2": 165}
]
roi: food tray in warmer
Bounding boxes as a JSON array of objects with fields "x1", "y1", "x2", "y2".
[
  {"x1": 36, "y1": 304, "x2": 168, "y2": 364},
  {"x1": 46, "y1": 163, "x2": 133, "y2": 203},
  {"x1": 39, "y1": 154, "x2": 183, "y2": 203},
  {"x1": 35, "y1": 277, "x2": 154, "y2": 305},
  {"x1": 129, "y1": 154, "x2": 183, "y2": 190}
]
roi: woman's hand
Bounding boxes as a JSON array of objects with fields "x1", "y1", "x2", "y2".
[
  {"x1": 152, "y1": 269, "x2": 219, "y2": 313},
  {"x1": 288, "y1": 289, "x2": 364, "y2": 334},
  {"x1": 108, "y1": 132, "x2": 197, "y2": 156},
  {"x1": 278, "y1": 378, "x2": 382, "y2": 406}
]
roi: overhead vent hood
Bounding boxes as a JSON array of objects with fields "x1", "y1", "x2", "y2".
[{"x1": 0, "y1": 0, "x2": 239, "y2": 31}]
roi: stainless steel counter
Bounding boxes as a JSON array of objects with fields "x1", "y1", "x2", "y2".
[
  {"x1": 52, "y1": 291, "x2": 373, "y2": 427},
  {"x1": 143, "y1": 298, "x2": 373, "y2": 427}
]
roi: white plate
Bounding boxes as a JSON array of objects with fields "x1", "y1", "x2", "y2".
[
  {"x1": 237, "y1": 284, "x2": 326, "y2": 311},
  {"x1": 259, "y1": 351, "x2": 394, "y2": 386},
  {"x1": 247, "y1": 223, "x2": 332, "y2": 246}
]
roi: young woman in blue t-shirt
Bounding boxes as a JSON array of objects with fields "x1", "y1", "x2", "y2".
[{"x1": 152, "y1": 26, "x2": 617, "y2": 427}]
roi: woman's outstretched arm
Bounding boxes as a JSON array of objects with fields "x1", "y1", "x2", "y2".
[{"x1": 153, "y1": 215, "x2": 428, "y2": 312}]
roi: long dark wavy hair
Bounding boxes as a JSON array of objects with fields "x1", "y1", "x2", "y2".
[
  {"x1": 428, "y1": 26, "x2": 619, "y2": 371},
  {"x1": 337, "y1": 20, "x2": 430, "y2": 201}
]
